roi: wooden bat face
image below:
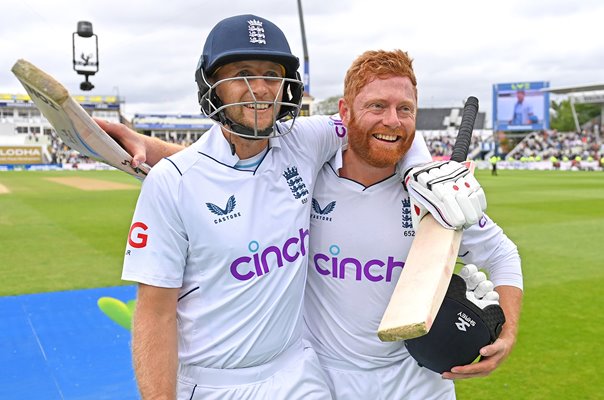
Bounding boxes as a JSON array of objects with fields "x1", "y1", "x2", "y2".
[
  {"x1": 11, "y1": 59, "x2": 149, "y2": 179},
  {"x1": 378, "y1": 214, "x2": 462, "y2": 341}
]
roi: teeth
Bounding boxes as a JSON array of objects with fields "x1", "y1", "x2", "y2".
[
  {"x1": 374, "y1": 134, "x2": 398, "y2": 142},
  {"x1": 245, "y1": 103, "x2": 270, "y2": 110}
]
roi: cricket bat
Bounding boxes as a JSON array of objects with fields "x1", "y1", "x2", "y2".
[
  {"x1": 378, "y1": 96, "x2": 479, "y2": 342},
  {"x1": 11, "y1": 59, "x2": 149, "y2": 180}
]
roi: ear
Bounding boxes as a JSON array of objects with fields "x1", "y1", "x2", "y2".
[{"x1": 338, "y1": 98, "x2": 350, "y2": 126}]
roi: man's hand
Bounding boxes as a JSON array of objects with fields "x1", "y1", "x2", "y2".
[
  {"x1": 95, "y1": 119, "x2": 184, "y2": 168},
  {"x1": 95, "y1": 119, "x2": 148, "y2": 168},
  {"x1": 442, "y1": 264, "x2": 514, "y2": 380},
  {"x1": 442, "y1": 335, "x2": 514, "y2": 380},
  {"x1": 404, "y1": 161, "x2": 487, "y2": 230}
]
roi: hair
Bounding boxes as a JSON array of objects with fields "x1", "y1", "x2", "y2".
[{"x1": 343, "y1": 49, "x2": 417, "y2": 106}]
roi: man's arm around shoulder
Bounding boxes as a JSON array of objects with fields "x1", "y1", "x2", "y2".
[{"x1": 95, "y1": 119, "x2": 184, "y2": 168}]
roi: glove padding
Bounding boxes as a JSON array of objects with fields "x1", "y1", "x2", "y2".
[
  {"x1": 404, "y1": 268, "x2": 505, "y2": 374},
  {"x1": 404, "y1": 161, "x2": 487, "y2": 230},
  {"x1": 459, "y1": 263, "x2": 500, "y2": 307}
]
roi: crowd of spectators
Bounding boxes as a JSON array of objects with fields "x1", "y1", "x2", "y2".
[
  {"x1": 47, "y1": 130, "x2": 98, "y2": 167},
  {"x1": 423, "y1": 128, "x2": 602, "y2": 164},
  {"x1": 44, "y1": 130, "x2": 196, "y2": 167},
  {"x1": 423, "y1": 131, "x2": 495, "y2": 159},
  {"x1": 505, "y1": 130, "x2": 602, "y2": 162},
  {"x1": 30, "y1": 128, "x2": 604, "y2": 169}
]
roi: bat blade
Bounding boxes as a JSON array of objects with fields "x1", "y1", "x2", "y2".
[
  {"x1": 378, "y1": 216, "x2": 462, "y2": 341},
  {"x1": 378, "y1": 96, "x2": 479, "y2": 342},
  {"x1": 10, "y1": 59, "x2": 149, "y2": 179}
]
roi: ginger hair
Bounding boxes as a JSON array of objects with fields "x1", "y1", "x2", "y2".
[{"x1": 343, "y1": 49, "x2": 417, "y2": 106}]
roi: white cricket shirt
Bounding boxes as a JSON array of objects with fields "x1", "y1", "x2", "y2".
[
  {"x1": 304, "y1": 135, "x2": 522, "y2": 370},
  {"x1": 122, "y1": 116, "x2": 342, "y2": 368}
]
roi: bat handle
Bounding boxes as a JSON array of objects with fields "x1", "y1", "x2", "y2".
[{"x1": 450, "y1": 96, "x2": 479, "y2": 163}]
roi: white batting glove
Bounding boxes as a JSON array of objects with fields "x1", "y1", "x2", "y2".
[
  {"x1": 459, "y1": 264, "x2": 499, "y2": 309},
  {"x1": 404, "y1": 161, "x2": 487, "y2": 230}
]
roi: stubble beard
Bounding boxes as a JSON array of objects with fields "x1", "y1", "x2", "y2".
[{"x1": 224, "y1": 105, "x2": 275, "y2": 133}]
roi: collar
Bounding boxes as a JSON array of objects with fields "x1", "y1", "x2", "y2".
[{"x1": 202, "y1": 124, "x2": 282, "y2": 167}]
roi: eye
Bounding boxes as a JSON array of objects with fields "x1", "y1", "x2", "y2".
[
  {"x1": 236, "y1": 70, "x2": 253, "y2": 77},
  {"x1": 264, "y1": 70, "x2": 281, "y2": 78},
  {"x1": 398, "y1": 105, "x2": 415, "y2": 116},
  {"x1": 368, "y1": 103, "x2": 384, "y2": 111}
]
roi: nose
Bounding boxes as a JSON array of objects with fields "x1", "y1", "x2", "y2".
[
  {"x1": 382, "y1": 106, "x2": 401, "y2": 129},
  {"x1": 248, "y1": 78, "x2": 270, "y2": 97}
]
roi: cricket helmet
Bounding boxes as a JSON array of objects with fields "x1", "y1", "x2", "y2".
[
  {"x1": 404, "y1": 274, "x2": 506, "y2": 374},
  {"x1": 195, "y1": 14, "x2": 304, "y2": 138}
]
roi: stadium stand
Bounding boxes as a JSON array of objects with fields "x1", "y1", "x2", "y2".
[
  {"x1": 1, "y1": 93, "x2": 601, "y2": 171},
  {"x1": 506, "y1": 130, "x2": 598, "y2": 160}
]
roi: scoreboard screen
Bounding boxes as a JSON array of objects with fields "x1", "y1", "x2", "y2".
[{"x1": 493, "y1": 81, "x2": 549, "y2": 131}]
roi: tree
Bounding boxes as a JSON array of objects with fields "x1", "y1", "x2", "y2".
[
  {"x1": 313, "y1": 95, "x2": 341, "y2": 115},
  {"x1": 550, "y1": 99, "x2": 601, "y2": 132}
]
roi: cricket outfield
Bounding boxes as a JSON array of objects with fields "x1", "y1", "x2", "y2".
[{"x1": 0, "y1": 169, "x2": 602, "y2": 399}]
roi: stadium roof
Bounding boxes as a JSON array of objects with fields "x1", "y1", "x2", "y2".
[
  {"x1": 416, "y1": 107, "x2": 486, "y2": 130},
  {"x1": 542, "y1": 83, "x2": 604, "y2": 134},
  {"x1": 542, "y1": 83, "x2": 604, "y2": 94}
]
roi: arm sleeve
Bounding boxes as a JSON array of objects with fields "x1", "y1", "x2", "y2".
[
  {"x1": 459, "y1": 214, "x2": 523, "y2": 290},
  {"x1": 121, "y1": 160, "x2": 189, "y2": 288},
  {"x1": 307, "y1": 114, "x2": 347, "y2": 165},
  {"x1": 279, "y1": 114, "x2": 346, "y2": 171}
]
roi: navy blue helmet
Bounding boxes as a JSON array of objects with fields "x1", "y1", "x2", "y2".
[{"x1": 195, "y1": 15, "x2": 304, "y2": 138}]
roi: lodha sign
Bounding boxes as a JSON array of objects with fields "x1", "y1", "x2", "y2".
[{"x1": 0, "y1": 146, "x2": 44, "y2": 164}]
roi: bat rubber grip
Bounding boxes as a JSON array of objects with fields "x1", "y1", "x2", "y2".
[{"x1": 451, "y1": 96, "x2": 479, "y2": 162}]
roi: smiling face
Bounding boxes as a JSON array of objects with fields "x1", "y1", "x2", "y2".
[
  {"x1": 212, "y1": 60, "x2": 285, "y2": 133},
  {"x1": 340, "y1": 75, "x2": 417, "y2": 168}
]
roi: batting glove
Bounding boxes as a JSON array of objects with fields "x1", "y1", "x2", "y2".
[
  {"x1": 459, "y1": 264, "x2": 500, "y2": 309},
  {"x1": 404, "y1": 161, "x2": 487, "y2": 230}
]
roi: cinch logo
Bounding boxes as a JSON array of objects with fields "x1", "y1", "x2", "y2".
[
  {"x1": 230, "y1": 228, "x2": 310, "y2": 281},
  {"x1": 328, "y1": 114, "x2": 347, "y2": 138},
  {"x1": 206, "y1": 195, "x2": 242, "y2": 224},
  {"x1": 283, "y1": 166, "x2": 309, "y2": 203},
  {"x1": 311, "y1": 199, "x2": 335, "y2": 221},
  {"x1": 455, "y1": 311, "x2": 476, "y2": 331},
  {"x1": 128, "y1": 222, "x2": 148, "y2": 248},
  {"x1": 313, "y1": 245, "x2": 404, "y2": 282},
  {"x1": 478, "y1": 215, "x2": 488, "y2": 228}
]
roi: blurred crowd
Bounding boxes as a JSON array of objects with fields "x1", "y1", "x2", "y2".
[
  {"x1": 41, "y1": 128, "x2": 603, "y2": 169},
  {"x1": 504, "y1": 130, "x2": 602, "y2": 162}
]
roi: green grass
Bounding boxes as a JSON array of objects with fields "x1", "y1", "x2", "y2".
[
  {"x1": 455, "y1": 169, "x2": 604, "y2": 400},
  {"x1": 0, "y1": 169, "x2": 603, "y2": 398},
  {"x1": 0, "y1": 170, "x2": 141, "y2": 295}
]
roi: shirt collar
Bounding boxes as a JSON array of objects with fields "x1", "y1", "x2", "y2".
[{"x1": 202, "y1": 124, "x2": 282, "y2": 167}]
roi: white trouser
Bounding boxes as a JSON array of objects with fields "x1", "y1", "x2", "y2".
[
  {"x1": 177, "y1": 340, "x2": 332, "y2": 400},
  {"x1": 319, "y1": 354, "x2": 455, "y2": 400}
]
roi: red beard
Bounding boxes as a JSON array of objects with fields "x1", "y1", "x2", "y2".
[{"x1": 346, "y1": 114, "x2": 415, "y2": 168}]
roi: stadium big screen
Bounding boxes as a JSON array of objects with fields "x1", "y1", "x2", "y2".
[{"x1": 492, "y1": 81, "x2": 550, "y2": 131}]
